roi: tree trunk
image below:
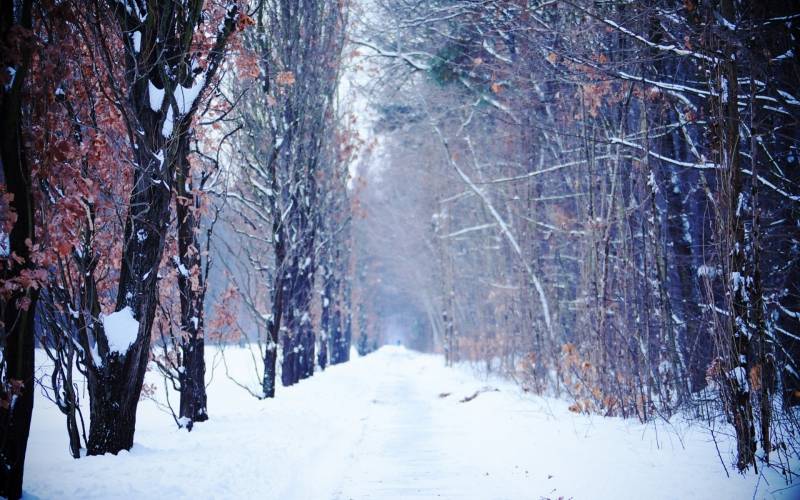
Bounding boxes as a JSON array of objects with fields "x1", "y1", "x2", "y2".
[
  {"x1": 179, "y1": 335, "x2": 207, "y2": 427},
  {"x1": 281, "y1": 332, "x2": 297, "y2": 386},
  {"x1": 0, "y1": 2, "x2": 37, "y2": 495},
  {"x1": 319, "y1": 263, "x2": 337, "y2": 370},
  {"x1": 263, "y1": 288, "x2": 282, "y2": 398},
  {"x1": 263, "y1": 159, "x2": 285, "y2": 396},
  {"x1": 281, "y1": 191, "x2": 317, "y2": 385},
  {"x1": 341, "y1": 276, "x2": 352, "y2": 362},
  {"x1": 85, "y1": 342, "x2": 150, "y2": 454},
  {"x1": 84, "y1": 169, "x2": 171, "y2": 455},
  {"x1": 332, "y1": 270, "x2": 351, "y2": 364},
  {"x1": 0, "y1": 296, "x2": 36, "y2": 500},
  {"x1": 718, "y1": 0, "x2": 756, "y2": 471},
  {"x1": 175, "y1": 138, "x2": 208, "y2": 428},
  {"x1": 318, "y1": 328, "x2": 328, "y2": 370}
]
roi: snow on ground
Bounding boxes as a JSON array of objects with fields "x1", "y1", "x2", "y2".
[{"x1": 25, "y1": 346, "x2": 796, "y2": 499}]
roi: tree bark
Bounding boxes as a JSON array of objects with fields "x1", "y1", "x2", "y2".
[
  {"x1": 175, "y1": 136, "x2": 208, "y2": 428},
  {"x1": 0, "y1": 1, "x2": 38, "y2": 496},
  {"x1": 718, "y1": 0, "x2": 756, "y2": 471}
]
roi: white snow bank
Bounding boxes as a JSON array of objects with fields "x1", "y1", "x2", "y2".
[{"x1": 102, "y1": 306, "x2": 139, "y2": 355}]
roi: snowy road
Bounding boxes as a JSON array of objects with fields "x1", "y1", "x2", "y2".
[
  {"x1": 336, "y1": 355, "x2": 466, "y2": 499},
  {"x1": 26, "y1": 346, "x2": 789, "y2": 499}
]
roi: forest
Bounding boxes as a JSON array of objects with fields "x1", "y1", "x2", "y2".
[{"x1": 0, "y1": 0, "x2": 799, "y2": 498}]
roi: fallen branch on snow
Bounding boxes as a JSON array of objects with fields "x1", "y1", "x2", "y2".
[{"x1": 460, "y1": 387, "x2": 500, "y2": 403}]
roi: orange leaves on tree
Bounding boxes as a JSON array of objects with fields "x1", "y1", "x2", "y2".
[
  {"x1": 52, "y1": 139, "x2": 73, "y2": 163},
  {"x1": 580, "y1": 80, "x2": 614, "y2": 118},
  {"x1": 276, "y1": 71, "x2": 296, "y2": 86},
  {"x1": 207, "y1": 284, "x2": 241, "y2": 342},
  {"x1": 237, "y1": 14, "x2": 256, "y2": 31},
  {"x1": 236, "y1": 50, "x2": 261, "y2": 80},
  {"x1": 0, "y1": 188, "x2": 17, "y2": 236}
]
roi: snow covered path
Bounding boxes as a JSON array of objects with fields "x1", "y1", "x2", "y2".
[
  {"x1": 26, "y1": 346, "x2": 790, "y2": 499},
  {"x1": 335, "y1": 354, "x2": 466, "y2": 499}
]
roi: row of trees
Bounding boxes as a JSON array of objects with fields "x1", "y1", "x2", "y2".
[
  {"x1": 231, "y1": 0, "x2": 351, "y2": 396},
  {"x1": 0, "y1": 1, "x2": 355, "y2": 498},
  {"x1": 353, "y1": 0, "x2": 799, "y2": 476}
]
